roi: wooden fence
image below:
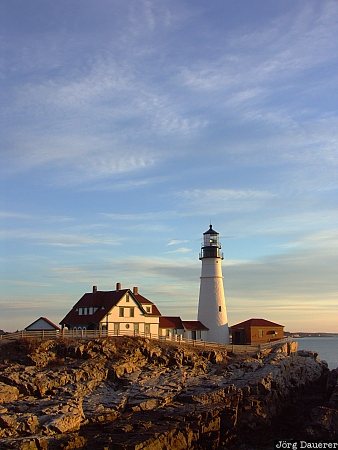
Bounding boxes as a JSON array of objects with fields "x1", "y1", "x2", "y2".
[{"x1": 0, "y1": 329, "x2": 292, "y2": 355}]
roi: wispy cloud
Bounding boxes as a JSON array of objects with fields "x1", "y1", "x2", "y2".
[
  {"x1": 0, "y1": 211, "x2": 32, "y2": 220},
  {"x1": 167, "y1": 239, "x2": 189, "y2": 246},
  {"x1": 178, "y1": 188, "x2": 276, "y2": 214},
  {"x1": 182, "y1": 2, "x2": 338, "y2": 92},
  {"x1": 0, "y1": 229, "x2": 122, "y2": 247},
  {"x1": 166, "y1": 247, "x2": 192, "y2": 254}
]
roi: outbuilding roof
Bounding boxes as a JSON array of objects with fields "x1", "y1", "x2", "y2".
[
  {"x1": 231, "y1": 318, "x2": 284, "y2": 329},
  {"x1": 25, "y1": 317, "x2": 60, "y2": 331},
  {"x1": 182, "y1": 320, "x2": 209, "y2": 331},
  {"x1": 159, "y1": 316, "x2": 184, "y2": 329}
]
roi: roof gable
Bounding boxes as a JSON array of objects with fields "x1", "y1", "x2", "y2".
[
  {"x1": 26, "y1": 317, "x2": 60, "y2": 331},
  {"x1": 133, "y1": 292, "x2": 161, "y2": 316}
]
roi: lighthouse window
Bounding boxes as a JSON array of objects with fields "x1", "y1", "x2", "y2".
[
  {"x1": 210, "y1": 236, "x2": 218, "y2": 245},
  {"x1": 218, "y1": 306, "x2": 222, "y2": 312}
]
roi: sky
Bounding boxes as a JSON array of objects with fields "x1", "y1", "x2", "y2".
[{"x1": 1, "y1": 0, "x2": 338, "y2": 333}]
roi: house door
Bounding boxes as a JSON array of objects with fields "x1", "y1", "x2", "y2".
[
  {"x1": 144, "y1": 323, "x2": 150, "y2": 336},
  {"x1": 134, "y1": 323, "x2": 139, "y2": 336},
  {"x1": 233, "y1": 330, "x2": 245, "y2": 344},
  {"x1": 191, "y1": 330, "x2": 196, "y2": 340},
  {"x1": 113, "y1": 323, "x2": 120, "y2": 336}
]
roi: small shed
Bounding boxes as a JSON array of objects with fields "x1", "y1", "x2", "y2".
[
  {"x1": 182, "y1": 320, "x2": 208, "y2": 341},
  {"x1": 25, "y1": 317, "x2": 60, "y2": 332},
  {"x1": 231, "y1": 318, "x2": 284, "y2": 345},
  {"x1": 159, "y1": 316, "x2": 185, "y2": 339}
]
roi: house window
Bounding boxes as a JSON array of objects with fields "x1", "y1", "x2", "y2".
[
  {"x1": 146, "y1": 306, "x2": 151, "y2": 313},
  {"x1": 218, "y1": 306, "x2": 221, "y2": 312},
  {"x1": 130, "y1": 307, "x2": 135, "y2": 317},
  {"x1": 78, "y1": 308, "x2": 83, "y2": 315},
  {"x1": 166, "y1": 329, "x2": 170, "y2": 337},
  {"x1": 126, "y1": 294, "x2": 129, "y2": 302},
  {"x1": 258, "y1": 329, "x2": 263, "y2": 338},
  {"x1": 119, "y1": 307, "x2": 124, "y2": 317}
]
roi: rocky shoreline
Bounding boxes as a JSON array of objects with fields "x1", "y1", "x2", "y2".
[{"x1": 0, "y1": 337, "x2": 337, "y2": 449}]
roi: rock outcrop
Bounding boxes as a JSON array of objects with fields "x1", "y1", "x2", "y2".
[{"x1": 0, "y1": 337, "x2": 334, "y2": 449}]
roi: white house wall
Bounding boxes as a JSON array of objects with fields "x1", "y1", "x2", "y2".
[
  {"x1": 159, "y1": 328, "x2": 184, "y2": 338},
  {"x1": 100, "y1": 293, "x2": 159, "y2": 335},
  {"x1": 183, "y1": 330, "x2": 207, "y2": 340}
]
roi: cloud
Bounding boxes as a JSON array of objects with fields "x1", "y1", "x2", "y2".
[
  {"x1": 0, "y1": 211, "x2": 32, "y2": 220},
  {"x1": 2, "y1": 132, "x2": 158, "y2": 184},
  {"x1": 100, "y1": 210, "x2": 179, "y2": 222},
  {"x1": 282, "y1": 229, "x2": 338, "y2": 251},
  {"x1": 79, "y1": 175, "x2": 169, "y2": 192},
  {"x1": 166, "y1": 247, "x2": 192, "y2": 254},
  {"x1": 0, "y1": 229, "x2": 123, "y2": 248},
  {"x1": 182, "y1": 2, "x2": 338, "y2": 92},
  {"x1": 167, "y1": 239, "x2": 189, "y2": 246},
  {"x1": 178, "y1": 188, "x2": 276, "y2": 214}
]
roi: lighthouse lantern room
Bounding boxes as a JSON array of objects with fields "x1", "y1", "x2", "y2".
[{"x1": 197, "y1": 225, "x2": 230, "y2": 344}]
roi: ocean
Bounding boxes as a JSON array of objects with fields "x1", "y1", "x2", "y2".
[{"x1": 295, "y1": 336, "x2": 338, "y2": 370}]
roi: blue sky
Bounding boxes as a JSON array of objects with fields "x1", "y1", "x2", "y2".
[{"x1": 1, "y1": 0, "x2": 337, "y2": 332}]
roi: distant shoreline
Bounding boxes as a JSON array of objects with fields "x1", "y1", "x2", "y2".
[{"x1": 286, "y1": 333, "x2": 338, "y2": 338}]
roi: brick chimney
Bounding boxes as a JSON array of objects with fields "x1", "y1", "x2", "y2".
[
  {"x1": 116, "y1": 282, "x2": 121, "y2": 291},
  {"x1": 133, "y1": 286, "x2": 138, "y2": 295},
  {"x1": 93, "y1": 285, "x2": 97, "y2": 293}
]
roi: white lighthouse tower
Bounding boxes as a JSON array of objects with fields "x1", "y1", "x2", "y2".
[{"x1": 197, "y1": 224, "x2": 230, "y2": 344}]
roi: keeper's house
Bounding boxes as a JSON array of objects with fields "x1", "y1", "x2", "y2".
[
  {"x1": 60, "y1": 284, "x2": 161, "y2": 336},
  {"x1": 231, "y1": 318, "x2": 284, "y2": 345},
  {"x1": 60, "y1": 283, "x2": 208, "y2": 341}
]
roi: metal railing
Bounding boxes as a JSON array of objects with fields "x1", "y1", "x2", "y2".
[{"x1": 0, "y1": 330, "x2": 292, "y2": 355}]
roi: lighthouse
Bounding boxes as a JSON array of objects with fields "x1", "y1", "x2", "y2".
[{"x1": 197, "y1": 225, "x2": 230, "y2": 344}]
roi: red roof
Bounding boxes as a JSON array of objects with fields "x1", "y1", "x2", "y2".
[
  {"x1": 159, "y1": 316, "x2": 184, "y2": 329},
  {"x1": 231, "y1": 318, "x2": 284, "y2": 329},
  {"x1": 60, "y1": 289, "x2": 128, "y2": 326},
  {"x1": 133, "y1": 293, "x2": 161, "y2": 316},
  {"x1": 182, "y1": 320, "x2": 209, "y2": 331}
]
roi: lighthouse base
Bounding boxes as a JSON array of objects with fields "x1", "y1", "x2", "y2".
[{"x1": 204, "y1": 324, "x2": 230, "y2": 345}]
